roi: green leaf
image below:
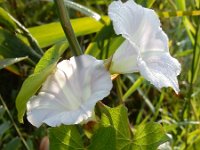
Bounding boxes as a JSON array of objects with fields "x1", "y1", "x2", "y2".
[
  {"x1": 101, "y1": 105, "x2": 131, "y2": 149},
  {"x1": 0, "y1": 7, "x2": 18, "y2": 32},
  {"x1": 0, "y1": 121, "x2": 11, "y2": 136},
  {"x1": 49, "y1": 125, "x2": 84, "y2": 150},
  {"x1": 28, "y1": 16, "x2": 110, "y2": 48},
  {"x1": 132, "y1": 123, "x2": 169, "y2": 150},
  {"x1": 0, "y1": 29, "x2": 40, "y2": 62},
  {"x1": 101, "y1": 105, "x2": 169, "y2": 150},
  {"x1": 16, "y1": 41, "x2": 68, "y2": 123},
  {"x1": 88, "y1": 126, "x2": 116, "y2": 150},
  {"x1": 0, "y1": 56, "x2": 28, "y2": 70},
  {"x1": 3, "y1": 137, "x2": 21, "y2": 150}
]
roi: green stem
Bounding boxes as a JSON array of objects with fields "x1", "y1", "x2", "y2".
[
  {"x1": 54, "y1": 0, "x2": 83, "y2": 56},
  {"x1": 0, "y1": 95, "x2": 30, "y2": 150},
  {"x1": 115, "y1": 77, "x2": 123, "y2": 104},
  {"x1": 181, "y1": 17, "x2": 200, "y2": 120}
]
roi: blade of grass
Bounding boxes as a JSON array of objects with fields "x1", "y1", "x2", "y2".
[
  {"x1": 122, "y1": 77, "x2": 144, "y2": 101},
  {"x1": 137, "y1": 88, "x2": 155, "y2": 114},
  {"x1": 0, "y1": 95, "x2": 30, "y2": 150},
  {"x1": 0, "y1": 8, "x2": 43, "y2": 55},
  {"x1": 147, "y1": 0, "x2": 156, "y2": 8},
  {"x1": 0, "y1": 56, "x2": 28, "y2": 70},
  {"x1": 115, "y1": 76, "x2": 123, "y2": 104}
]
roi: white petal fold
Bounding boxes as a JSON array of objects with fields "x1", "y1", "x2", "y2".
[
  {"x1": 108, "y1": 0, "x2": 181, "y2": 93},
  {"x1": 138, "y1": 52, "x2": 181, "y2": 94},
  {"x1": 110, "y1": 40, "x2": 138, "y2": 74},
  {"x1": 27, "y1": 55, "x2": 112, "y2": 127}
]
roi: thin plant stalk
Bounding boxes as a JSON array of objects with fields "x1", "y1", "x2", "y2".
[
  {"x1": 182, "y1": 17, "x2": 200, "y2": 119},
  {"x1": 54, "y1": 0, "x2": 83, "y2": 56},
  {"x1": 0, "y1": 95, "x2": 30, "y2": 150}
]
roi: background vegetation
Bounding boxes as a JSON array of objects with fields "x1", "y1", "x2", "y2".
[{"x1": 0, "y1": 0, "x2": 200, "y2": 149}]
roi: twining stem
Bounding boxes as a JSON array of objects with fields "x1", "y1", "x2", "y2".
[
  {"x1": 0, "y1": 95, "x2": 30, "y2": 150},
  {"x1": 54, "y1": 0, "x2": 83, "y2": 56}
]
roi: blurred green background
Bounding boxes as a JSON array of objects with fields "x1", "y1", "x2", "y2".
[{"x1": 0, "y1": 0, "x2": 200, "y2": 149}]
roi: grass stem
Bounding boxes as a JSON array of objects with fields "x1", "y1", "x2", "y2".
[{"x1": 0, "y1": 95, "x2": 30, "y2": 150}]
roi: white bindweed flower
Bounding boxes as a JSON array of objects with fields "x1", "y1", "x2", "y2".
[
  {"x1": 27, "y1": 55, "x2": 112, "y2": 127},
  {"x1": 108, "y1": 0, "x2": 181, "y2": 93}
]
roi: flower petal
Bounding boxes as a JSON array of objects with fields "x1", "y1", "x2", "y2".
[
  {"x1": 108, "y1": 0, "x2": 168, "y2": 53},
  {"x1": 110, "y1": 40, "x2": 138, "y2": 73},
  {"x1": 109, "y1": 0, "x2": 181, "y2": 93},
  {"x1": 138, "y1": 52, "x2": 181, "y2": 93},
  {"x1": 108, "y1": 0, "x2": 145, "y2": 42},
  {"x1": 27, "y1": 55, "x2": 112, "y2": 127},
  {"x1": 27, "y1": 93, "x2": 93, "y2": 127}
]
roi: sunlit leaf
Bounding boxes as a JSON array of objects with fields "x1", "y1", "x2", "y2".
[
  {"x1": 88, "y1": 126, "x2": 116, "y2": 150},
  {"x1": 102, "y1": 105, "x2": 169, "y2": 150},
  {"x1": 49, "y1": 125, "x2": 84, "y2": 150},
  {"x1": 132, "y1": 123, "x2": 169, "y2": 150},
  {"x1": 28, "y1": 16, "x2": 110, "y2": 48},
  {"x1": 101, "y1": 105, "x2": 131, "y2": 149}
]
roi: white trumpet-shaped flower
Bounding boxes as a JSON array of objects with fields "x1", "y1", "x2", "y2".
[
  {"x1": 108, "y1": 0, "x2": 181, "y2": 93},
  {"x1": 27, "y1": 55, "x2": 112, "y2": 127}
]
